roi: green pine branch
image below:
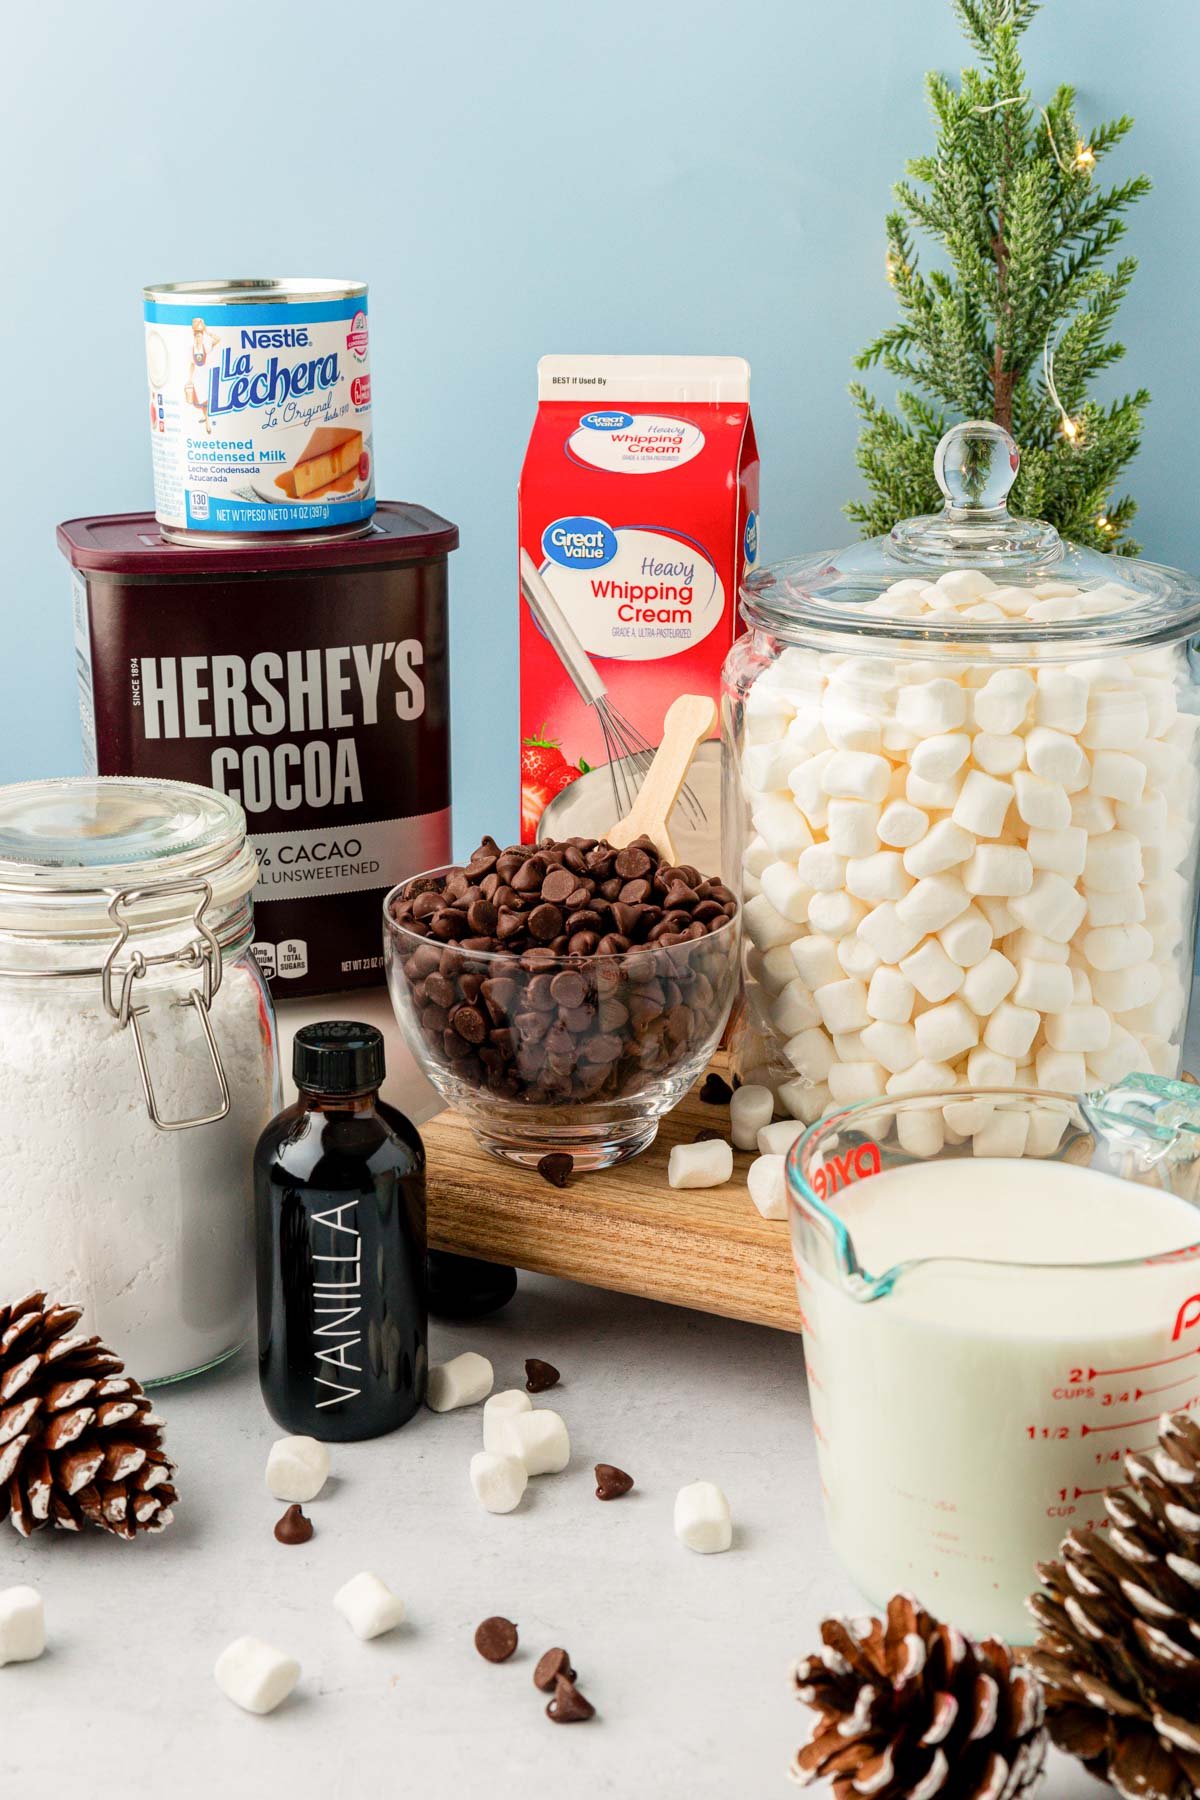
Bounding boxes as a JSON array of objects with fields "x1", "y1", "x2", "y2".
[{"x1": 849, "y1": 0, "x2": 1150, "y2": 554}]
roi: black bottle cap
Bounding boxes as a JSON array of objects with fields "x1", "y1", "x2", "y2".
[{"x1": 293, "y1": 1021, "x2": 385, "y2": 1095}]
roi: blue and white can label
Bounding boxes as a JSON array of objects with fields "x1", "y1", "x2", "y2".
[{"x1": 143, "y1": 279, "x2": 375, "y2": 538}]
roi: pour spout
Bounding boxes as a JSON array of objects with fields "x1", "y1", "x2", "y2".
[{"x1": 1080, "y1": 1073, "x2": 1200, "y2": 1183}]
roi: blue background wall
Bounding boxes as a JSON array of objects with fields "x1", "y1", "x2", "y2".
[{"x1": 1, "y1": 0, "x2": 1194, "y2": 854}]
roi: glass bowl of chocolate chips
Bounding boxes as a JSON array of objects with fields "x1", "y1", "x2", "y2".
[{"x1": 383, "y1": 834, "x2": 740, "y2": 1169}]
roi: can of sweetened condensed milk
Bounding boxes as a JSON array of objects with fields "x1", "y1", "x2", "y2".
[{"x1": 143, "y1": 279, "x2": 375, "y2": 546}]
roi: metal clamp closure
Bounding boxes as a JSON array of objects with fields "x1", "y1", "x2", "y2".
[{"x1": 101, "y1": 879, "x2": 231, "y2": 1132}]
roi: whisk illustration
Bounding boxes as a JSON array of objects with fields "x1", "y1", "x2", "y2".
[{"x1": 519, "y1": 550, "x2": 705, "y2": 825}]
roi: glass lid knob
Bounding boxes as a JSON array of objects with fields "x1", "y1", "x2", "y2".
[{"x1": 891, "y1": 420, "x2": 1062, "y2": 569}]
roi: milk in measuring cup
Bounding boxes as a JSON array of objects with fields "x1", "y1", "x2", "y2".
[{"x1": 799, "y1": 1158, "x2": 1200, "y2": 1640}]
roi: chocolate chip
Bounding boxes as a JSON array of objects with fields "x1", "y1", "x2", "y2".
[
  {"x1": 527, "y1": 904, "x2": 564, "y2": 942},
  {"x1": 700, "y1": 1072, "x2": 733, "y2": 1105},
  {"x1": 594, "y1": 1463, "x2": 634, "y2": 1501},
  {"x1": 474, "y1": 1616, "x2": 519, "y2": 1662},
  {"x1": 614, "y1": 846, "x2": 651, "y2": 880},
  {"x1": 541, "y1": 867, "x2": 577, "y2": 904},
  {"x1": 693, "y1": 1127, "x2": 727, "y2": 1142},
  {"x1": 525, "y1": 1357, "x2": 560, "y2": 1392},
  {"x1": 450, "y1": 1004, "x2": 487, "y2": 1044},
  {"x1": 535, "y1": 1155, "x2": 573, "y2": 1190},
  {"x1": 533, "y1": 1647, "x2": 576, "y2": 1691},
  {"x1": 273, "y1": 1504, "x2": 313, "y2": 1544},
  {"x1": 549, "y1": 969, "x2": 587, "y2": 1008},
  {"x1": 546, "y1": 1675, "x2": 595, "y2": 1723}
]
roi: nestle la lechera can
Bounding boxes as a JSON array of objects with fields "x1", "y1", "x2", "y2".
[{"x1": 143, "y1": 279, "x2": 375, "y2": 545}]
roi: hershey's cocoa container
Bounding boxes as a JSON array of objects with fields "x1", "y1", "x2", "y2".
[
  {"x1": 143, "y1": 279, "x2": 374, "y2": 545},
  {"x1": 57, "y1": 504, "x2": 456, "y2": 997}
]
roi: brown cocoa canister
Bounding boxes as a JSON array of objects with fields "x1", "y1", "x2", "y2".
[{"x1": 57, "y1": 503, "x2": 456, "y2": 997}]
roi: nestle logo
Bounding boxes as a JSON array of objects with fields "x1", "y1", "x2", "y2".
[{"x1": 239, "y1": 327, "x2": 311, "y2": 349}]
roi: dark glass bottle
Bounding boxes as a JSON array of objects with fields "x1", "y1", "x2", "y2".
[{"x1": 255, "y1": 1021, "x2": 427, "y2": 1441}]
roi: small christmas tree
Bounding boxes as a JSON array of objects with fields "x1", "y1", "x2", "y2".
[{"x1": 848, "y1": 0, "x2": 1150, "y2": 554}]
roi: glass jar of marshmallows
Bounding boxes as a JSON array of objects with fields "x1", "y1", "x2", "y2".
[{"x1": 723, "y1": 422, "x2": 1200, "y2": 1141}]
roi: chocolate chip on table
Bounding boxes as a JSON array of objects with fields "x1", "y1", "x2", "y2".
[
  {"x1": 699, "y1": 1072, "x2": 733, "y2": 1105},
  {"x1": 525, "y1": 1357, "x2": 560, "y2": 1393},
  {"x1": 693, "y1": 1127, "x2": 727, "y2": 1143},
  {"x1": 594, "y1": 1463, "x2": 634, "y2": 1501},
  {"x1": 546, "y1": 1674, "x2": 596, "y2": 1723},
  {"x1": 536, "y1": 1155, "x2": 573, "y2": 1190},
  {"x1": 533, "y1": 1647, "x2": 576, "y2": 1691},
  {"x1": 273, "y1": 1504, "x2": 313, "y2": 1545},
  {"x1": 474, "y1": 1616, "x2": 519, "y2": 1663}
]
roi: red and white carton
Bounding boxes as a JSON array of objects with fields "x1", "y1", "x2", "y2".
[{"x1": 518, "y1": 355, "x2": 758, "y2": 843}]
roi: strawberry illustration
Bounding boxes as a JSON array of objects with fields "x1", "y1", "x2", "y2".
[{"x1": 520, "y1": 730, "x2": 588, "y2": 839}]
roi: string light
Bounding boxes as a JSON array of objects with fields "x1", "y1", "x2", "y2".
[
  {"x1": 1043, "y1": 323, "x2": 1084, "y2": 446},
  {"x1": 973, "y1": 98, "x2": 1096, "y2": 181},
  {"x1": 1096, "y1": 513, "x2": 1117, "y2": 536},
  {"x1": 885, "y1": 250, "x2": 908, "y2": 286},
  {"x1": 1072, "y1": 140, "x2": 1097, "y2": 174}
]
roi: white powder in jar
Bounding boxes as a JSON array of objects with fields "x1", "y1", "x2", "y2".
[{"x1": 0, "y1": 958, "x2": 276, "y2": 1383}]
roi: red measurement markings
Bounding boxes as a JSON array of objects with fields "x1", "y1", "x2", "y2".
[
  {"x1": 1074, "y1": 1480, "x2": 1133, "y2": 1499},
  {"x1": 1100, "y1": 1371, "x2": 1200, "y2": 1405},
  {"x1": 1085, "y1": 1345, "x2": 1200, "y2": 1381}
]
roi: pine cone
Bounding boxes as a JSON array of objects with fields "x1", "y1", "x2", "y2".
[
  {"x1": 1026, "y1": 1410, "x2": 1200, "y2": 1800},
  {"x1": 791, "y1": 1593, "x2": 1047, "y2": 1798},
  {"x1": 0, "y1": 1292, "x2": 177, "y2": 1539}
]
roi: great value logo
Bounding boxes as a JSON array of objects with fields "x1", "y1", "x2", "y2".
[
  {"x1": 579, "y1": 410, "x2": 634, "y2": 431},
  {"x1": 542, "y1": 515, "x2": 618, "y2": 569}
]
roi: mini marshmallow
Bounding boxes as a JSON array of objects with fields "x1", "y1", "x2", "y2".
[
  {"x1": 668, "y1": 1138, "x2": 735, "y2": 1188},
  {"x1": 1045, "y1": 1006, "x2": 1112, "y2": 1053},
  {"x1": 896, "y1": 1110, "x2": 945, "y2": 1157},
  {"x1": 938, "y1": 905, "x2": 992, "y2": 968},
  {"x1": 758, "y1": 1119, "x2": 805, "y2": 1156},
  {"x1": 742, "y1": 837, "x2": 773, "y2": 878},
  {"x1": 1025, "y1": 1103, "x2": 1071, "y2": 1157},
  {"x1": 976, "y1": 895, "x2": 1017, "y2": 938},
  {"x1": 906, "y1": 770, "x2": 963, "y2": 811},
  {"x1": 806, "y1": 891, "x2": 868, "y2": 938},
  {"x1": 962, "y1": 845, "x2": 1032, "y2": 898},
  {"x1": 214, "y1": 1638, "x2": 300, "y2": 1716},
  {"x1": 826, "y1": 1060, "x2": 887, "y2": 1104},
  {"x1": 1035, "y1": 1046, "x2": 1088, "y2": 1092},
  {"x1": 860, "y1": 1020, "x2": 918, "y2": 1075},
  {"x1": 984, "y1": 1002, "x2": 1040, "y2": 1060},
  {"x1": 823, "y1": 700, "x2": 882, "y2": 752},
  {"x1": 759, "y1": 944, "x2": 801, "y2": 991},
  {"x1": 973, "y1": 1112, "x2": 1030, "y2": 1158},
  {"x1": 797, "y1": 843, "x2": 847, "y2": 893},
  {"x1": 0, "y1": 1587, "x2": 44, "y2": 1667},
  {"x1": 1091, "y1": 963, "x2": 1161, "y2": 1014},
  {"x1": 1005, "y1": 929, "x2": 1069, "y2": 964},
  {"x1": 821, "y1": 751, "x2": 892, "y2": 803},
  {"x1": 826, "y1": 799, "x2": 881, "y2": 857},
  {"x1": 1088, "y1": 1025, "x2": 1154, "y2": 1084},
  {"x1": 973, "y1": 669, "x2": 1034, "y2": 734},
  {"x1": 972, "y1": 732, "x2": 1025, "y2": 776},
  {"x1": 333, "y1": 1572, "x2": 406, "y2": 1640},
  {"x1": 483, "y1": 1389, "x2": 533, "y2": 1454},
  {"x1": 747, "y1": 1154, "x2": 788, "y2": 1220},
  {"x1": 845, "y1": 851, "x2": 911, "y2": 903},
  {"x1": 897, "y1": 678, "x2": 967, "y2": 736},
  {"x1": 943, "y1": 1099, "x2": 995, "y2": 1136},
  {"x1": 814, "y1": 979, "x2": 871, "y2": 1035},
  {"x1": 791, "y1": 934, "x2": 843, "y2": 988},
  {"x1": 753, "y1": 795, "x2": 815, "y2": 858},
  {"x1": 1082, "y1": 689, "x2": 1149, "y2": 750},
  {"x1": 742, "y1": 893, "x2": 798, "y2": 951},
  {"x1": 1116, "y1": 791, "x2": 1168, "y2": 839},
  {"x1": 1008, "y1": 872, "x2": 1087, "y2": 943},
  {"x1": 1012, "y1": 771, "x2": 1071, "y2": 830},
  {"x1": 1026, "y1": 727, "x2": 1087, "y2": 787},
  {"x1": 760, "y1": 861, "x2": 812, "y2": 923},
  {"x1": 836, "y1": 936, "x2": 883, "y2": 980},
  {"x1": 867, "y1": 965, "x2": 916, "y2": 1024},
  {"x1": 886, "y1": 1059, "x2": 957, "y2": 1096},
  {"x1": 1085, "y1": 884, "x2": 1145, "y2": 929},
  {"x1": 961, "y1": 950, "x2": 1017, "y2": 1015},
  {"x1": 495, "y1": 1409, "x2": 571, "y2": 1476},
  {"x1": 966, "y1": 1046, "x2": 1017, "y2": 1085},
  {"x1": 1069, "y1": 964, "x2": 1093, "y2": 1003},
  {"x1": 778, "y1": 1077, "x2": 831, "y2": 1123},
  {"x1": 1082, "y1": 923, "x2": 1153, "y2": 972},
  {"x1": 896, "y1": 875, "x2": 971, "y2": 935},
  {"x1": 785, "y1": 1028, "x2": 835, "y2": 1081},
  {"x1": 904, "y1": 821, "x2": 975, "y2": 879},
  {"x1": 772, "y1": 978, "x2": 822, "y2": 1037},
  {"x1": 1090, "y1": 750, "x2": 1146, "y2": 805},
  {"x1": 1083, "y1": 831, "x2": 1144, "y2": 893},
  {"x1": 900, "y1": 939, "x2": 963, "y2": 1003},
  {"x1": 1071, "y1": 792, "x2": 1116, "y2": 835},
  {"x1": 674, "y1": 1480, "x2": 732, "y2": 1554},
  {"x1": 833, "y1": 1028, "x2": 877, "y2": 1063},
  {"x1": 470, "y1": 1451, "x2": 529, "y2": 1515},
  {"x1": 426, "y1": 1352, "x2": 494, "y2": 1413},
  {"x1": 1014, "y1": 958, "x2": 1074, "y2": 1014},
  {"x1": 1026, "y1": 825, "x2": 1087, "y2": 881},
  {"x1": 1035, "y1": 670, "x2": 1088, "y2": 732},
  {"x1": 877, "y1": 800, "x2": 929, "y2": 848},
  {"x1": 911, "y1": 732, "x2": 971, "y2": 783},
  {"x1": 952, "y1": 771, "x2": 1013, "y2": 838},
  {"x1": 937, "y1": 568, "x2": 995, "y2": 602},
  {"x1": 914, "y1": 998, "x2": 979, "y2": 1063},
  {"x1": 266, "y1": 1436, "x2": 330, "y2": 1502},
  {"x1": 730, "y1": 1083, "x2": 775, "y2": 1148},
  {"x1": 742, "y1": 740, "x2": 801, "y2": 792},
  {"x1": 859, "y1": 900, "x2": 925, "y2": 964}
]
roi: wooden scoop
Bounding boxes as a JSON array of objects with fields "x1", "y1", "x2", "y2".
[{"x1": 606, "y1": 694, "x2": 717, "y2": 863}]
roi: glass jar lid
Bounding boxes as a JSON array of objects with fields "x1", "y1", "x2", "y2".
[
  {"x1": 742, "y1": 421, "x2": 1200, "y2": 651},
  {"x1": 0, "y1": 777, "x2": 258, "y2": 936}
]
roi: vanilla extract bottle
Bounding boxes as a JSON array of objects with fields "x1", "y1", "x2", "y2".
[{"x1": 255, "y1": 1022, "x2": 427, "y2": 1441}]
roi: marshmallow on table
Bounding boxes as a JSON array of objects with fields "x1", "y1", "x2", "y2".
[
  {"x1": 0, "y1": 1587, "x2": 44, "y2": 1666},
  {"x1": 777, "y1": 1077, "x2": 831, "y2": 1123},
  {"x1": 266, "y1": 1436, "x2": 330, "y2": 1503},
  {"x1": 747, "y1": 1154, "x2": 788, "y2": 1220},
  {"x1": 214, "y1": 1638, "x2": 300, "y2": 1716},
  {"x1": 674, "y1": 1480, "x2": 733, "y2": 1554},
  {"x1": 668, "y1": 1138, "x2": 735, "y2": 1188},
  {"x1": 470, "y1": 1451, "x2": 529, "y2": 1515},
  {"x1": 757, "y1": 1119, "x2": 805, "y2": 1156},
  {"x1": 426, "y1": 1351, "x2": 494, "y2": 1413},
  {"x1": 483, "y1": 1389, "x2": 532, "y2": 1454},
  {"x1": 495, "y1": 1409, "x2": 570, "y2": 1476},
  {"x1": 333, "y1": 1572, "x2": 406, "y2": 1640},
  {"x1": 730, "y1": 1084, "x2": 774, "y2": 1149}
]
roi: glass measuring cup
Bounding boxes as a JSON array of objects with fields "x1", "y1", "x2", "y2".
[{"x1": 786, "y1": 1076, "x2": 1200, "y2": 1641}]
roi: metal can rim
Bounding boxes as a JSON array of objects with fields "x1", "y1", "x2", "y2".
[{"x1": 142, "y1": 277, "x2": 367, "y2": 306}]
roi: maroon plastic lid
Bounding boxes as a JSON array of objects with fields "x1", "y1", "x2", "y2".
[{"x1": 56, "y1": 501, "x2": 458, "y2": 577}]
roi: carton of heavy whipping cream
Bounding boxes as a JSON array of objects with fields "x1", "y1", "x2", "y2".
[{"x1": 517, "y1": 356, "x2": 758, "y2": 843}]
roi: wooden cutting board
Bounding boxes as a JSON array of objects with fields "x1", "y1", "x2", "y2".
[{"x1": 423, "y1": 1067, "x2": 800, "y2": 1333}]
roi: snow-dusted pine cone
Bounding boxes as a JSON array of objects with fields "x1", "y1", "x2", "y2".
[
  {"x1": 0, "y1": 1291, "x2": 176, "y2": 1539},
  {"x1": 1027, "y1": 1410, "x2": 1200, "y2": 1800},
  {"x1": 792, "y1": 1593, "x2": 1046, "y2": 1798}
]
